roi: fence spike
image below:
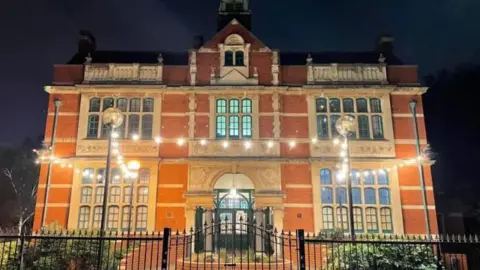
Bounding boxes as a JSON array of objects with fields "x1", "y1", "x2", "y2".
[
  {"x1": 182, "y1": 229, "x2": 186, "y2": 235},
  {"x1": 190, "y1": 227, "x2": 194, "y2": 234},
  {"x1": 239, "y1": 215, "x2": 244, "y2": 222},
  {"x1": 274, "y1": 227, "x2": 278, "y2": 234},
  {"x1": 288, "y1": 230, "x2": 292, "y2": 236},
  {"x1": 281, "y1": 230, "x2": 285, "y2": 236},
  {"x1": 175, "y1": 230, "x2": 179, "y2": 236}
]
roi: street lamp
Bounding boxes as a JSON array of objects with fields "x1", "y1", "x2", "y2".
[
  {"x1": 97, "y1": 108, "x2": 124, "y2": 269},
  {"x1": 409, "y1": 100, "x2": 431, "y2": 235},
  {"x1": 335, "y1": 115, "x2": 356, "y2": 239},
  {"x1": 126, "y1": 160, "x2": 141, "y2": 234}
]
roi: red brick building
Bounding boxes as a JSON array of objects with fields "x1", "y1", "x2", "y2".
[{"x1": 34, "y1": 0, "x2": 437, "y2": 235}]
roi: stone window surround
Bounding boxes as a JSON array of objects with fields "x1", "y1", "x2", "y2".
[{"x1": 218, "y1": 34, "x2": 251, "y2": 78}]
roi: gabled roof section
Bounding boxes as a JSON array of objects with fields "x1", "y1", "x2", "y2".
[{"x1": 201, "y1": 19, "x2": 270, "y2": 51}]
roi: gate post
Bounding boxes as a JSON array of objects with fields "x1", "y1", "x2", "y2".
[
  {"x1": 161, "y1": 227, "x2": 171, "y2": 270},
  {"x1": 296, "y1": 229, "x2": 306, "y2": 270}
]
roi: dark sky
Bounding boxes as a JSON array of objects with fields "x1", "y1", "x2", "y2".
[{"x1": 1, "y1": 0, "x2": 480, "y2": 145}]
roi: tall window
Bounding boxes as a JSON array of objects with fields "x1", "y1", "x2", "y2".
[
  {"x1": 122, "y1": 206, "x2": 133, "y2": 231},
  {"x1": 322, "y1": 207, "x2": 334, "y2": 230},
  {"x1": 225, "y1": 51, "x2": 234, "y2": 66},
  {"x1": 86, "y1": 97, "x2": 154, "y2": 139},
  {"x1": 315, "y1": 96, "x2": 385, "y2": 140},
  {"x1": 136, "y1": 206, "x2": 148, "y2": 231},
  {"x1": 78, "y1": 166, "x2": 151, "y2": 231},
  {"x1": 319, "y1": 167, "x2": 394, "y2": 233},
  {"x1": 235, "y1": 51, "x2": 244, "y2": 66},
  {"x1": 216, "y1": 98, "x2": 252, "y2": 139}
]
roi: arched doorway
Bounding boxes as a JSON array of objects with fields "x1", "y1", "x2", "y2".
[{"x1": 213, "y1": 173, "x2": 254, "y2": 249}]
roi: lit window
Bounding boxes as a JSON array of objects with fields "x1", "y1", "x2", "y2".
[
  {"x1": 364, "y1": 188, "x2": 376, "y2": 205},
  {"x1": 136, "y1": 206, "x2": 148, "y2": 231},
  {"x1": 95, "y1": 187, "x2": 104, "y2": 204},
  {"x1": 235, "y1": 51, "x2": 244, "y2": 66},
  {"x1": 82, "y1": 168, "x2": 94, "y2": 184},
  {"x1": 242, "y1": 116, "x2": 252, "y2": 138},
  {"x1": 378, "y1": 171, "x2": 388, "y2": 185},
  {"x1": 321, "y1": 187, "x2": 333, "y2": 204},
  {"x1": 96, "y1": 168, "x2": 105, "y2": 184},
  {"x1": 141, "y1": 115, "x2": 153, "y2": 139},
  {"x1": 320, "y1": 169, "x2": 332, "y2": 184},
  {"x1": 107, "y1": 206, "x2": 119, "y2": 230},
  {"x1": 216, "y1": 98, "x2": 253, "y2": 139},
  {"x1": 352, "y1": 188, "x2": 362, "y2": 204},
  {"x1": 337, "y1": 207, "x2": 349, "y2": 231},
  {"x1": 89, "y1": 98, "x2": 101, "y2": 112},
  {"x1": 370, "y1": 98, "x2": 382, "y2": 113},
  {"x1": 229, "y1": 99, "x2": 239, "y2": 113},
  {"x1": 216, "y1": 116, "x2": 227, "y2": 138},
  {"x1": 225, "y1": 51, "x2": 234, "y2": 66},
  {"x1": 336, "y1": 187, "x2": 347, "y2": 204},
  {"x1": 322, "y1": 207, "x2": 334, "y2": 230},
  {"x1": 372, "y1": 116, "x2": 384, "y2": 139},
  {"x1": 143, "y1": 98, "x2": 154, "y2": 112},
  {"x1": 123, "y1": 187, "x2": 132, "y2": 203},
  {"x1": 92, "y1": 206, "x2": 102, "y2": 229},
  {"x1": 137, "y1": 187, "x2": 149, "y2": 203},
  {"x1": 353, "y1": 207, "x2": 364, "y2": 232},
  {"x1": 110, "y1": 168, "x2": 122, "y2": 184},
  {"x1": 343, "y1": 98, "x2": 354, "y2": 113},
  {"x1": 216, "y1": 99, "x2": 227, "y2": 113},
  {"x1": 121, "y1": 206, "x2": 133, "y2": 231},
  {"x1": 379, "y1": 188, "x2": 391, "y2": 205},
  {"x1": 365, "y1": 207, "x2": 378, "y2": 233},
  {"x1": 242, "y1": 99, "x2": 252, "y2": 113},
  {"x1": 138, "y1": 168, "x2": 150, "y2": 184},
  {"x1": 229, "y1": 116, "x2": 239, "y2": 138},
  {"x1": 80, "y1": 187, "x2": 92, "y2": 203},
  {"x1": 78, "y1": 206, "x2": 90, "y2": 229},
  {"x1": 356, "y1": 98, "x2": 368, "y2": 112},
  {"x1": 380, "y1": 207, "x2": 393, "y2": 233},
  {"x1": 350, "y1": 169, "x2": 359, "y2": 185},
  {"x1": 129, "y1": 98, "x2": 141, "y2": 112},
  {"x1": 87, "y1": 115, "x2": 99, "y2": 138},
  {"x1": 109, "y1": 187, "x2": 121, "y2": 203},
  {"x1": 363, "y1": 170, "x2": 375, "y2": 184}
]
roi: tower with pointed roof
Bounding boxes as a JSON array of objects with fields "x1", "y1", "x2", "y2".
[{"x1": 218, "y1": 0, "x2": 251, "y2": 31}]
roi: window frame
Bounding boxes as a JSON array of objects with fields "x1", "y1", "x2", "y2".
[{"x1": 215, "y1": 98, "x2": 253, "y2": 140}]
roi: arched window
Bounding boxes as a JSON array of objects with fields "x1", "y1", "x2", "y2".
[
  {"x1": 365, "y1": 207, "x2": 378, "y2": 233},
  {"x1": 96, "y1": 168, "x2": 105, "y2": 184},
  {"x1": 364, "y1": 188, "x2": 376, "y2": 204},
  {"x1": 343, "y1": 98, "x2": 354, "y2": 113},
  {"x1": 109, "y1": 187, "x2": 121, "y2": 203},
  {"x1": 379, "y1": 188, "x2": 391, "y2": 205},
  {"x1": 377, "y1": 170, "x2": 389, "y2": 185},
  {"x1": 321, "y1": 187, "x2": 333, "y2": 204},
  {"x1": 235, "y1": 51, "x2": 244, "y2": 66},
  {"x1": 136, "y1": 206, "x2": 148, "y2": 231},
  {"x1": 103, "y1": 98, "x2": 114, "y2": 111},
  {"x1": 107, "y1": 206, "x2": 119, "y2": 230},
  {"x1": 356, "y1": 98, "x2": 368, "y2": 112},
  {"x1": 229, "y1": 99, "x2": 240, "y2": 113},
  {"x1": 242, "y1": 99, "x2": 252, "y2": 113},
  {"x1": 380, "y1": 207, "x2": 393, "y2": 233},
  {"x1": 320, "y1": 169, "x2": 332, "y2": 184},
  {"x1": 330, "y1": 115, "x2": 340, "y2": 137},
  {"x1": 115, "y1": 114, "x2": 126, "y2": 139},
  {"x1": 316, "y1": 98, "x2": 327, "y2": 113},
  {"x1": 116, "y1": 98, "x2": 128, "y2": 112},
  {"x1": 121, "y1": 206, "x2": 133, "y2": 231},
  {"x1": 78, "y1": 206, "x2": 90, "y2": 229},
  {"x1": 93, "y1": 206, "x2": 102, "y2": 229},
  {"x1": 110, "y1": 168, "x2": 122, "y2": 184},
  {"x1": 322, "y1": 207, "x2": 334, "y2": 230},
  {"x1": 358, "y1": 115, "x2": 370, "y2": 139},
  {"x1": 329, "y1": 98, "x2": 341, "y2": 113},
  {"x1": 353, "y1": 207, "x2": 363, "y2": 232},
  {"x1": 128, "y1": 115, "x2": 140, "y2": 138},
  {"x1": 372, "y1": 116, "x2": 384, "y2": 139},
  {"x1": 336, "y1": 187, "x2": 347, "y2": 204},
  {"x1": 142, "y1": 98, "x2": 154, "y2": 112},
  {"x1": 95, "y1": 187, "x2": 104, "y2": 204},
  {"x1": 87, "y1": 115, "x2": 99, "y2": 138},
  {"x1": 141, "y1": 115, "x2": 153, "y2": 139},
  {"x1": 337, "y1": 207, "x2": 349, "y2": 231},
  {"x1": 216, "y1": 116, "x2": 227, "y2": 138},
  {"x1": 100, "y1": 120, "x2": 110, "y2": 138},
  {"x1": 242, "y1": 116, "x2": 252, "y2": 138},
  {"x1": 123, "y1": 187, "x2": 132, "y2": 203},
  {"x1": 138, "y1": 168, "x2": 150, "y2": 184},
  {"x1": 363, "y1": 170, "x2": 375, "y2": 184},
  {"x1": 129, "y1": 98, "x2": 141, "y2": 112},
  {"x1": 352, "y1": 188, "x2": 362, "y2": 204},
  {"x1": 225, "y1": 51, "x2": 234, "y2": 66},
  {"x1": 89, "y1": 98, "x2": 101, "y2": 112},
  {"x1": 370, "y1": 98, "x2": 382, "y2": 113},
  {"x1": 317, "y1": 115, "x2": 328, "y2": 138},
  {"x1": 350, "y1": 169, "x2": 359, "y2": 185},
  {"x1": 82, "y1": 168, "x2": 94, "y2": 184},
  {"x1": 137, "y1": 187, "x2": 149, "y2": 203},
  {"x1": 229, "y1": 116, "x2": 239, "y2": 138},
  {"x1": 216, "y1": 99, "x2": 227, "y2": 113},
  {"x1": 80, "y1": 187, "x2": 92, "y2": 203}
]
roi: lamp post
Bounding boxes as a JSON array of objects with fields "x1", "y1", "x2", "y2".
[
  {"x1": 409, "y1": 100, "x2": 431, "y2": 235},
  {"x1": 97, "y1": 108, "x2": 124, "y2": 269},
  {"x1": 41, "y1": 99, "x2": 62, "y2": 227},
  {"x1": 126, "y1": 160, "x2": 141, "y2": 235},
  {"x1": 335, "y1": 115, "x2": 356, "y2": 239}
]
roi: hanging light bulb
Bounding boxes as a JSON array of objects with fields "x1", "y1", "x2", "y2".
[
  {"x1": 200, "y1": 139, "x2": 207, "y2": 146},
  {"x1": 289, "y1": 140, "x2": 296, "y2": 148},
  {"x1": 244, "y1": 141, "x2": 252, "y2": 149},
  {"x1": 154, "y1": 136, "x2": 162, "y2": 144},
  {"x1": 267, "y1": 140, "x2": 274, "y2": 148},
  {"x1": 311, "y1": 137, "x2": 318, "y2": 143},
  {"x1": 333, "y1": 138, "x2": 340, "y2": 145},
  {"x1": 222, "y1": 141, "x2": 229, "y2": 149},
  {"x1": 132, "y1": 134, "x2": 140, "y2": 141},
  {"x1": 177, "y1": 138, "x2": 185, "y2": 146}
]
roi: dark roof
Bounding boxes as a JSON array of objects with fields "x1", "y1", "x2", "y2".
[
  {"x1": 279, "y1": 51, "x2": 403, "y2": 65},
  {"x1": 68, "y1": 51, "x2": 189, "y2": 65}
]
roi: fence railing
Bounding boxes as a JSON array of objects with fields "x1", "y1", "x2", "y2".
[{"x1": 1, "y1": 227, "x2": 480, "y2": 269}]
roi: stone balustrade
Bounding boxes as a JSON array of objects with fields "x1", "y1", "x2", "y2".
[
  {"x1": 308, "y1": 63, "x2": 388, "y2": 84},
  {"x1": 83, "y1": 63, "x2": 163, "y2": 83}
]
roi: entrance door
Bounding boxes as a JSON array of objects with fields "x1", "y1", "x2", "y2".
[{"x1": 214, "y1": 190, "x2": 253, "y2": 251}]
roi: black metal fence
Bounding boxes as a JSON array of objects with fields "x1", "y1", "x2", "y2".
[{"x1": 1, "y1": 224, "x2": 480, "y2": 269}]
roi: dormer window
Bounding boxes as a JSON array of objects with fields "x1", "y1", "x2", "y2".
[
  {"x1": 225, "y1": 51, "x2": 234, "y2": 66},
  {"x1": 235, "y1": 51, "x2": 244, "y2": 66},
  {"x1": 224, "y1": 50, "x2": 244, "y2": 66}
]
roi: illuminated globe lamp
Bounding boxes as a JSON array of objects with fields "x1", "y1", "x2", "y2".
[
  {"x1": 335, "y1": 115, "x2": 356, "y2": 136},
  {"x1": 102, "y1": 107, "x2": 124, "y2": 130}
]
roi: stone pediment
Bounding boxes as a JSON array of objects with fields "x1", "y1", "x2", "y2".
[{"x1": 211, "y1": 68, "x2": 258, "y2": 85}]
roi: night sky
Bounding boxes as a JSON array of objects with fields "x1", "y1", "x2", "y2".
[{"x1": 1, "y1": 0, "x2": 479, "y2": 197}]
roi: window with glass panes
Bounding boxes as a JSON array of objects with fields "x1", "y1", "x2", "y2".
[
  {"x1": 86, "y1": 97, "x2": 154, "y2": 139},
  {"x1": 216, "y1": 98, "x2": 252, "y2": 139},
  {"x1": 315, "y1": 97, "x2": 384, "y2": 140},
  {"x1": 78, "y1": 167, "x2": 151, "y2": 231},
  {"x1": 319, "y1": 168, "x2": 393, "y2": 233}
]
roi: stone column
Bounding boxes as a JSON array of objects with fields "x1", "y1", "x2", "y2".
[
  {"x1": 273, "y1": 206, "x2": 284, "y2": 257},
  {"x1": 204, "y1": 209, "x2": 214, "y2": 253},
  {"x1": 254, "y1": 208, "x2": 265, "y2": 254},
  {"x1": 185, "y1": 207, "x2": 196, "y2": 257}
]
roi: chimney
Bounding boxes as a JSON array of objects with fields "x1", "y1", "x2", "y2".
[
  {"x1": 193, "y1": 35, "x2": 204, "y2": 50},
  {"x1": 78, "y1": 30, "x2": 96, "y2": 55},
  {"x1": 376, "y1": 35, "x2": 394, "y2": 54}
]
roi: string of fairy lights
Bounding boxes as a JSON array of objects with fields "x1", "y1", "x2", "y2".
[{"x1": 34, "y1": 132, "x2": 429, "y2": 177}]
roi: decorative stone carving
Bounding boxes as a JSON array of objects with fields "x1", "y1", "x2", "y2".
[
  {"x1": 224, "y1": 34, "x2": 244, "y2": 45},
  {"x1": 271, "y1": 51, "x2": 279, "y2": 86},
  {"x1": 189, "y1": 141, "x2": 280, "y2": 157},
  {"x1": 85, "y1": 53, "x2": 92, "y2": 64},
  {"x1": 189, "y1": 51, "x2": 197, "y2": 86},
  {"x1": 310, "y1": 63, "x2": 387, "y2": 83},
  {"x1": 76, "y1": 140, "x2": 159, "y2": 156},
  {"x1": 253, "y1": 67, "x2": 258, "y2": 78},
  {"x1": 210, "y1": 66, "x2": 216, "y2": 78},
  {"x1": 272, "y1": 93, "x2": 279, "y2": 112},
  {"x1": 378, "y1": 53, "x2": 386, "y2": 63},
  {"x1": 188, "y1": 94, "x2": 196, "y2": 111},
  {"x1": 157, "y1": 53, "x2": 163, "y2": 64},
  {"x1": 83, "y1": 63, "x2": 163, "y2": 83}
]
